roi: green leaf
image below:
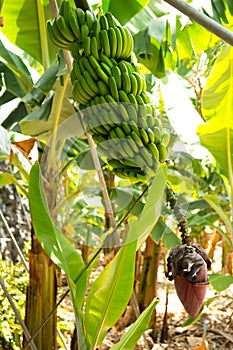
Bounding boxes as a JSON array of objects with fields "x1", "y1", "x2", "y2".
[
  {"x1": 29, "y1": 162, "x2": 86, "y2": 308},
  {"x1": 2, "y1": 102, "x2": 29, "y2": 130},
  {"x1": 111, "y1": 298, "x2": 159, "y2": 350},
  {"x1": 2, "y1": 0, "x2": 59, "y2": 65},
  {"x1": 203, "y1": 195, "x2": 233, "y2": 244},
  {"x1": 22, "y1": 64, "x2": 59, "y2": 106},
  {"x1": 20, "y1": 75, "x2": 75, "y2": 139},
  {"x1": 209, "y1": 273, "x2": 233, "y2": 291},
  {"x1": 197, "y1": 45, "x2": 233, "y2": 178},
  {"x1": 0, "y1": 61, "x2": 26, "y2": 99},
  {"x1": 0, "y1": 39, "x2": 33, "y2": 93},
  {"x1": 151, "y1": 219, "x2": 181, "y2": 249},
  {"x1": 84, "y1": 225, "x2": 137, "y2": 348},
  {"x1": 0, "y1": 172, "x2": 28, "y2": 196},
  {"x1": 107, "y1": 0, "x2": 150, "y2": 24},
  {"x1": 137, "y1": 165, "x2": 167, "y2": 248}
]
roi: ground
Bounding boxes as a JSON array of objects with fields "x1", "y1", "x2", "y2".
[{"x1": 58, "y1": 253, "x2": 233, "y2": 350}]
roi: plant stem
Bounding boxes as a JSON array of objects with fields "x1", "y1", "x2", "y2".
[
  {"x1": 36, "y1": 0, "x2": 50, "y2": 70},
  {"x1": 164, "y1": 0, "x2": 233, "y2": 46},
  {"x1": 226, "y1": 127, "x2": 233, "y2": 233}
]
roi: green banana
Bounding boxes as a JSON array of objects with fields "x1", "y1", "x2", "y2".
[
  {"x1": 59, "y1": 0, "x2": 66, "y2": 17},
  {"x1": 90, "y1": 36, "x2": 99, "y2": 60},
  {"x1": 60, "y1": 1, "x2": 71, "y2": 24},
  {"x1": 134, "y1": 154, "x2": 146, "y2": 170},
  {"x1": 146, "y1": 114, "x2": 156, "y2": 129},
  {"x1": 96, "y1": 67, "x2": 109, "y2": 85},
  {"x1": 147, "y1": 128, "x2": 155, "y2": 143},
  {"x1": 69, "y1": 6, "x2": 82, "y2": 41},
  {"x1": 85, "y1": 10, "x2": 95, "y2": 30},
  {"x1": 108, "y1": 76, "x2": 119, "y2": 101},
  {"x1": 97, "y1": 80, "x2": 110, "y2": 95},
  {"x1": 100, "y1": 62, "x2": 112, "y2": 77},
  {"x1": 129, "y1": 73, "x2": 138, "y2": 96},
  {"x1": 141, "y1": 92, "x2": 150, "y2": 104},
  {"x1": 157, "y1": 143, "x2": 167, "y2": 161},
  {"x1": 128, "y1": 93, "x2": 138, "y2": 106},
  {"x1": 122, "y1": 122, "x2": 132, "y2": 135},
  {"x1": 83, "y1": 36, "x2": 91, "y2": 56},
  {"x1": 130, "y1": 131, "x2": 143, "y2": 146},
  {"x1": 127, "y1": 136, "x2": 140, "y2": 153},
  {"x1": 122, "y1": 142, "x2": 135, "y2": 158},
  {"x1": 105, "y1": 12, "x2": 119, "y2": 28},
  {"x1": 92, "y1": 20, "x2": 101, "y2": 49},
  {"x1": 77, "y1": 57, "x2": 86, "y2": 75},
  {"x1": 114, "y1": 26, "x2": 123, "y2": 58},
  {"x1": 122, "y1": 72, "x2": 131, "y2": 94},
  {"x1": 110, "y1": 128, "x2": 118, "y2": 139},
  {"x1": 147, "y1": 143, "x2": 160, "y2": 160},
  {"x1": 124, "y1": 61, "x2": 134, "y2": 74},
  {"x1": 81, "y1": 23, "x2": 90, "y2": 40},
  {"x1": 80, "y1": 71, "x2": 99, "y2": 97},
  {"x1": 108, "y1": 159, "x2": 126, "y2": 169},
  {"x1": 56, "y1": 16, "x2": 75, "y2": 42},
  {"x1": 118, "y1": 61, "x2": 128, "y2": 74},
  {"x1": 115, "y1": 126, "x2": 127, "y2": 139},
  {"x1": 118, "y1": 104, "x2": 130, "y2": 121},
  {"x1": 83, "y1": 56, "x2": 99, "y2": 81},
  {"x1": 100, "y1": 29, "x2": 111, "y2": 57},
  {"x1": 99, "y1": 52, "x2": 114, "y2": 69},
  {"x1": 92, "y1": 134, "x2": 107, "y2": 144},
  {"x1": 108, "y1": 109, "x2": 120, "y2": 125},
  {"x1": 130, "y1": 121, "x2": 141, "y2": 136},
  {"x1": 119, "y1": 90, "x2": 130, "y2": 103},
  {"x1": 73, "y1": 60, "x2": 83, "y2": 79},
  {"x1": 123, "y1": 27, "x2": 134, "y2": 58},
  {"x1": 161, "y1": 130, "x2": 170, "y2": 147},
  {"x1": 72, "y1": 80, "x2": 89, "y2": 105},
  {"x1": 154, "y1": 118, "x2": 163, "y2": 132},
  {"x1": 88, "y1": 54, "x2": 101, "y2": 70},
  {"x1": 99, "y1": 14, "x2": 109, "y2": 30},
  {"x1": 111, "y1": 65, "x2": 122, "y2": 90},
  {"x1": 132, "y1": 72, "x2": 143, "y2": 95},
  {"x1": 110, "y1": 57, "x2": 118, "y2": 66},
  {"x1": 101, "y1": 107, "x2": 116, "y2": 126},
  {"x1": 107, "y1": 27, "x2": 117, "y2": 58},
  {"x1": 140, "y1": 128, "x2": 149, "y2": 145},
  {"x1": 71, "y1": 41, "x2": 81, "y2": 59},
  {"x1": 50, "y1": 19, "x2": 72, "y2": 45},
  {"x1": 135, "y1": 95, "x2": 145, "y2": 105},
  {"x1": 127, "y1": 105, "x2": 138, "y2": 123},
  {"x1": 76, "y1": 8, "x2": 85, "y2": 26},
  {"x1": 117, "y1": 27, "x2": 133, "y2": 59},
  {"x1": 93, "y1": 124, "x2": 110, "y2": 136},
  {"x1": 140, "y1": 148, "x2": 153, "y2": 167},
  {"x1": 47, "y1": 21, "x2": 71, "y2": 50},
  {"x1": 153, "y1": 126, "x2": 162, "y2": 144},
  {"x1": 70, "y1": 69, "x2": 77, "y2": 84}
]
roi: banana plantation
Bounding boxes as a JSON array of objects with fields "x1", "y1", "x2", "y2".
[{"x1": 0, "y1": 0, "x2": 233, "y2": 349}]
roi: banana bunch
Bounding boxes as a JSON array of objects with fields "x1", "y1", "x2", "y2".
[
  {"x1": 47, "y1": 1, "x2": 169, "y2": 181},
  {"x1": 47, "y1": 2, "x2": 133, "y2": 60}
]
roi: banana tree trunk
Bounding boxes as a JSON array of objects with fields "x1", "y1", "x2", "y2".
[
  {"x1": 137, "y1": 236, "x2": 161, "y2": 340},
  {"x1": 24, "y1": 228, "x2": 57, "y2": 349}
]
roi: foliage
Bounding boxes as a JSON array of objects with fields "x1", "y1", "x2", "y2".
[{"x1": 0, "y1": 259, "x2": 27, "y2": 350}]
